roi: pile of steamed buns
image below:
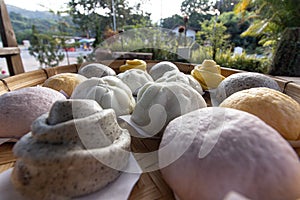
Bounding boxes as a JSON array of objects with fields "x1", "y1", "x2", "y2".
[{"x1": 1, "y1": 59, "x2": 300, "y2": 200}]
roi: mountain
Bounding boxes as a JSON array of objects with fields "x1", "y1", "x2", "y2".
[
  {"x1": 5, "y1": 5, "x2": 76, "y2": 44},
  {"x1": 6, "y1": 4, "x2": 59, "y2": 20}
]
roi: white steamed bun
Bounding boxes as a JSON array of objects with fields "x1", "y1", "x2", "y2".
[{"x1": 71, "y1": 76, "x2": 135, "y2": 116}]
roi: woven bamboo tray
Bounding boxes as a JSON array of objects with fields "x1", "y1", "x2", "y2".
[{"x1": 0, "y1": 60, "x2": 300, "y2": 199}]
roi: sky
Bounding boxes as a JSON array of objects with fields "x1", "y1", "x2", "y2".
[{"x1": 5, "y1": 0, "x2": 183, "y2": 23}]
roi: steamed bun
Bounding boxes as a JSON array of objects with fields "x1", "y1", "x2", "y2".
[
  {"x1": 78, "y1": 63, "x2": 116, "y2": 78},
  {"x1": 131, "y1": 82, "x2": 207, "y2": 136},
  {"x1": 0, "y1": 87, "x2": 66, "y2": 138},
  {"x1": 119, "y1": 59, "x2": 147, "y2": 72},
  {"x1": 215, "y1": 72, "x2": 280, "y2": 104},
  {"x1": 219, "y1": 87, "x2": 300, "y2": 141},
  {"x1": 191, "y1": 59, "x2": 225, "y2": 90},
  {"x1": 11, "y1": 99, "x2": 130, "y2": 199},
  {"x1": 156, "y1": 70, "x2": 204, "y2": 95},
  {"x1": 117, "y1": 69, "x2": 153, "y2": 93},
  {"x1": 159, "y1": 107, "x2": 300, "y2": 200},
  {"x1": 43, "y1": 73, "x2": 87, "y2": 97},
  {"x1": 71, "y1": 76, "x2": 135, "y2": 116},
  {"x1": 149, "y1": 61, "x2": 179, "y2": 80}
]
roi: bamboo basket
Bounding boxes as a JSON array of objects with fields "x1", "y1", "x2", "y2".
[{"x1": 1, "y1": 60, "x2": 300, "y2": 199}]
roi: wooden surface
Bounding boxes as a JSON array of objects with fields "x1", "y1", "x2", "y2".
[
  {"x1": 129, "y1": 137, "x2": 175, "y2": 200},
  {"x1": 0, "y1": 0, "x2": 24, "y2": 75},
  {"x1": 0, "y1": 47, "x2": 20, "y2": 57},
  {"x1": 0, "y1": 80, "x2": 9, "y2": 95}
]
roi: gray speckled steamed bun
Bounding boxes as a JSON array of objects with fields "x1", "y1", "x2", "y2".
[
  {"x1": 215, "y1": 72, "x2": 280, "y2": 104},
  {"x1": 11, "y1": 99, "x2": 130, "y2": 199},
  {"x1": 0, "y1": 87, "x2": 66, "y2": 138},
  {"x1": 149, "y1": 61, "x2": 179, "y2": 80},
  {"x1": 78, "y1": 63, "x2": 116, "y2": 78},
  {"x1": 159, "y1": 107, "x2": 300, "y2": 200}
]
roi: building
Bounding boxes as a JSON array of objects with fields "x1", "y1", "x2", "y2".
[{"x1": 171, "y1": 25, "x2": 199, "y2": 41}]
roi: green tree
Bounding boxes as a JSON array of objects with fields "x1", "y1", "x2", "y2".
[
  {"x1": 218, "y1": 11, "x2": 260, "y2": 53},
  {"x1": 180, "y1": 0, "x2": 240, "y2": 29},
  {"x1": 161, "y1": 14, "x2": 184, "y2": 29},
  {"x1": 68, "y1": 0, "x2": 111, "y2": 39},
  {"x1": 216, "y1": 0, "x2": 240, "y2": 13},
  {"x1": 196, "y1": 18, "x2": 230, "y2": 60},
  {"x1": 180, "y1": 0, "x2": 215, "y2": 29},
  {"x1": 181, "y1": 0, "x2": 215, "y2": 16},
  {"x1": 68, "y1": 0, "x2": 152, "y2": 46},
  {"x1": 235, "y1": 0, "x2": 300, "y2": 47},
  {"x1": 123, "y1": 2, "x2": 152, "y2": 29},
  {"x1": 29, "y1": 26, "x2": 65, "y2": 67},
  {"x1": 235, "y1": 0, "x2": 300, "y2": 75}
]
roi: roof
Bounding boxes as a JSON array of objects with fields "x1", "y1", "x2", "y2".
[{"x1": 171, "y1": 24, "x2": 200, "y2": 32}]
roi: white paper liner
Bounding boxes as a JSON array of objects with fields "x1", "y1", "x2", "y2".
[
  {"x1": 174, "y1": 190, "x2": 250, "y2": 200},
  {"x1": 223, "y1": 191, "x2": 251, "y2": 200},
  {"x1": 118, "y1": 115, "x2": 154, "y2": 138},
  {"x1": 0, "y1": 154, "x2": 141, "y2": 200},
  {"x1": 207, "y1": 89, "x2": 219, "y2": 107}
]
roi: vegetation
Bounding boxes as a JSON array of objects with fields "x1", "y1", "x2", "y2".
[
  {"x1": 235, "y1": 0, "x2": 300, "y2": 75},
  {"x1": 235, "y1": 0, "x2": 300, "y2": 47},
  {"x1": 67, "y1": 0, "x2": 152, "y2": 46},
  {"x1": 161, "y1": 5, "x2": 260, "y2": 55},
  {"x1": 29, "y1": 26, "x2": 65, "y2": 68},
  {"x1": 9, "y1": 11, "x2": 76, "y2": 44},
  {"x1": 196, "y1": 18, "x2": 230, "y2": 60},
  {"x1": 269, "y1": 27, "x2": 300, "y2": 76},
  {"x1": 7, "y1": 0, "x2": 298, "y2": 73},
  {"x1": 94, "y1": 27, "x2": 182, "y2": 61},
  {"x1": 190, "y1": 46, "x2": 270, "y2": 73},
  {"x1": 215, "y1": 49, "x2": 270, "y2": 73}
]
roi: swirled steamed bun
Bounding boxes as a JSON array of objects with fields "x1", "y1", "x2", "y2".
[
  {"x1": 131, "y1": 82, "x2": 207, "y2": 136},
  {"x1": 71, "y1": 76, "x2": 135, "y2": 116},
  {"x1": 119, "y1": 59, "x2": 147, "y2": 72},
  {"x1": 78, "y1": 63, "x2": 116, "y2": 78},
  {"x1": 11, "y1": 99, "x2": 130, "y2": 199},
  {"x1": 159, "y1": 107, "x2": 300, "y2": 200},
  {"x1": 191, "y1": 59, "x2": 225, "y2": 90},
  {"x1": 149, "y1": 61, "x2": 179, "y2": 80},
  {"x1": 117, "y1": 69, "x2": 153, "y2": 93},
  {"x1": 215, "y1": 72, "x2": 280, "y2": 104},
  {"x1": 0, "y1": 87, "x2": 66, "y2": 138},
  {"x1": 219, "y1": 87, "x2": 300, "y2": 142}
]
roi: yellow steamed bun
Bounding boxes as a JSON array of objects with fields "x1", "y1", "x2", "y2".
[
  {"x1": 119, "y1": 59, "x2": 147, "y2": 72},
  {"x1": 43, "y1": 73, "x2": 87, "y2": 97},
  {"x1": 191, "y1": 59, "x2": 225, "y2": 90},
  {"x1": 219, "y1": 87, "x2": 300, "y2": 141}
]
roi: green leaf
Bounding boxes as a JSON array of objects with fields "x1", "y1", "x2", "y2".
[{"x1": 241, "y1": 20, "x2": 269, "y2": 37}]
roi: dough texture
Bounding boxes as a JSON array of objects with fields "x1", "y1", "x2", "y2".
[
  {"x1": 11, "y1": 99, "x2": 131, "y2": 199},
  {"x1": 159, "y1": 107, "x2": 300, "y2": 200}
]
